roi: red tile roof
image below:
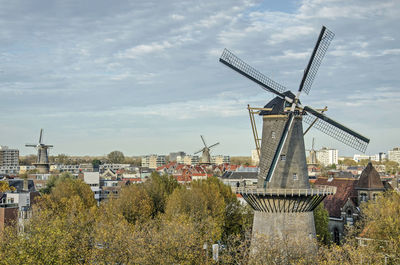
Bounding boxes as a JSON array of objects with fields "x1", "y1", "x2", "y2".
[{"x1": 314, "y1": 177, "x2": 358, "y2": 218}]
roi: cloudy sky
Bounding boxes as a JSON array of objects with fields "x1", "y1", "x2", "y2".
[{"x1": 0, "y1": 0, "x2": 399, "y2": 157}]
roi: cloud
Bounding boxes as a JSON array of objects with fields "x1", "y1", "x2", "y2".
[
  {"x1": 117, "y1": 41, "x2": 173, "y2": 59},
  {"x1": 0, "y1": 0, "x2": 399, "y2": 156},
  {"x1": 271, "y1": 49, "x2": 310, "y2": 60}
]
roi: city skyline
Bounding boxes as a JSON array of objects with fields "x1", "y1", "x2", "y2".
[{"x1": 0, "y1": 0, "x2": 399, "y2": 156}]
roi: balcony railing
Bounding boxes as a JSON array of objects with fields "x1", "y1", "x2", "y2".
[{"x1": 233, "y1": 185, "x2": 336, "y2": 197}]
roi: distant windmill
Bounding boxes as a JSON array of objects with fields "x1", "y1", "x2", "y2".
[
  {"x1": 26, "y1": 129, "x2": 53, "y2": 174},
  {"x1": 194, "y1": 135, "x2": 219, "y2": 164},
  {"x1": 307, "y1": 138, "x2": 318, "y2": 165}
]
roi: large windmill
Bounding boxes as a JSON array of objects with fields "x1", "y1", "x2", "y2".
[
  {"x1": 26, "y1": 129, "x2": 53, "y2": 174},
  {"x1": 194, "y1": 135, "x2": 219, "y2": 164},
  {"x1": 220, "y1": 26, "x2": 369, "y2": 250}
]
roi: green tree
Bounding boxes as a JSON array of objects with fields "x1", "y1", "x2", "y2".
[
  {"x1": 0, "y1": 178, "x2": 97, "y2": 264},
  {"x1": 143, "y1": 172, "x2": 179, "y2": 217},
  {"x1": 40, "y1": 172, "x2": 76, "y2": 194},
  {"x1": 361, "y1": 191, "x2": 400, "y2": 258},
  {"x1": 384, "y1": 160, "x2": 399, "y2": 174},
  {"x1": 91, "y1": 159, "x2": 101, "y2": 167},
  {"x1": 105, "y1": 184, "x2": 153, "y2": 224},
  {"x1": 314, "y1": 202, "x2": 331, "y2": 245},
  {"x1": 342, "y1": 158, "x2": 357, "y2": 167},
  {"x1": 358, "y1": 159, "x2": 370, "y2": 167},
  {"x1": 107, "y1": 151, "x2": 125, "y2": 164}
]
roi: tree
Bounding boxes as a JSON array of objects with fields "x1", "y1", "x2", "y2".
[
  {"x1": 361, "y1": 191, "x2": 400, "y2": 259},
  {"x1": 342, "y1": 158, "x2": 357, "y2": 167},
  {"x1": 0, "y1": 181, "x2": 16, "y2": 192},
  {"x1": 91, "y1": 159, "x2": 101, "y2": 167},
  {"x1": 230, "y1": 156, "x2": 252, "y2": 165},
  {"x1": 40, "y1": 172, "x2": 76, "y2": 194},
  {"x1": 107, "y1": 151, "x2": 125, "y2": 164},
  {"x1": 0, "y1": 177, "x2": 97, "y2": 264},
  {"x1": 358, "y1": 159, "x2": 370, "y2": 167},
  {"x1": 384, "y1": 160, "x2": 399, "y2": 174},
  {"x1": 143, "y1": 172, "x2": 179, "y2": 217},
  {"x1": 104, "y1": 184, "x2": 153, "y2": 225},
  {"x1": 165, "y1": 177, "x2": 252, "y2": 242},
  {"x1": 314, "y1": 202, "x2": 331, "y2": 245},
  {"x1": 39, "y1": 177, "x2": 96, "y2": 213}
]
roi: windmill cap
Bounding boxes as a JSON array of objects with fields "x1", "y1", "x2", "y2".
[{"x1": 259, "y1": 91, "x2": 299, "y2": 116}]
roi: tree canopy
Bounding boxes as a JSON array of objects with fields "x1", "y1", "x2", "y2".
[{"x1": 107, "y1": 150, "x2": 125, "y2": 164}]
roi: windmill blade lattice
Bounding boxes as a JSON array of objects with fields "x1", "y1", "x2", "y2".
[
  {"x1": 299, "y1": 27, "x2": 335, "y2": 94},
  {"x1": 303, "y1": 106, "x2": 369, "y2": 152},
  {"x1": 220, "y1": 49, "x2": 287, "y2": 98},
  {"x1": 208, "y1": 142, "x2": 220, "y2": 149}
]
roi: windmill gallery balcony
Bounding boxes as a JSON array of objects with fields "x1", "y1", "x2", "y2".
[{"x1": 233, "y1": 185, "x2": 336, "y2": 213}]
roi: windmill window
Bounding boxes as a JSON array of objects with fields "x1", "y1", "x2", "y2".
[
  {"x1": 271, "y1": 131, "x2": 276, "y2": 139},
  {"x1": 293, "y1": 173, "x2": 298, "y2": 180},
  {"x1": 280, "y1": 155, "x2": 286, "y2": 161}
]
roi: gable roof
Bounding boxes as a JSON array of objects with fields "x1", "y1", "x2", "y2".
[
  {"x1": 355, "y1": 162, "x2": 385, "y2": 190},
  {"x1": 314, "y1": 177, "x2": 358, "y2": 218}
]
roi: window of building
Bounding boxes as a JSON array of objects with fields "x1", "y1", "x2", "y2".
[
  {"x1": 334, "y1": 227, "x2": 340, "y2": 245},
  {"x1": 360, "y1": 193, "x2": 368, "y2": 202},
  {"x1": 280, "y1": 155, "x2": 286, "y2": 161},
  {"x1": 293, "y1": 173, "x2": 298, "y2": 180},
  {"x1": 347, "y1": 209, "x2": 352, "y2": 218},
  {"x1": 271, "y1": 131, "x2": 276, "y2": 139},
  {"x1": 373, "y1": 193, "x2": 378, "y2": 201}
]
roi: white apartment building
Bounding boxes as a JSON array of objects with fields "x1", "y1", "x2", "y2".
[
  {"x1": 211, "y1": 155, "x2": 230, "y2": 165},
  {"x1": 353, "y1": 153, "x2": 387, "y2": 163},
  {"x1": 316, "y1": 147, "x2": 338, "y2": 166},
  {"x1": 100, "y1": 164, "x2": 131, "y2": 172},
  {"x1": 251, "y1": 149, "x2": 259, "y2": 166},
  {"x1": 388, "y1": 148, "x2": 400, "y2": 164},
  {"x1": 0, "y1": 146, "x2": 19, "y2": 175},
  {"x1": 50, "y1": 164, "x2": 80, "y2": 173},
  {"x1": 141, "y1": 155, "x2": 166, "y2": 169},
  {"x1": 0, "y1": 146, "x2": 19, "y2": 167},
  {"x1": 19, "y1": 165, "x2": 36, "y2": 174},
  {"x1": 177, "y1": 155, "x2": 199, "y2": 165}
]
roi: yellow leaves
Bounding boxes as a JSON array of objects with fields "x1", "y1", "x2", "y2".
[
  {"x1": 0, "y1": 175, "x2": 252, "y2": 264},
  {"x1": 0, "y1": 181, "x2": 16, "y2": 192}
]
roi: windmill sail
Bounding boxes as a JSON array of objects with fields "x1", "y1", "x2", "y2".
[
  {"x1": 303, "y1": 106, "x2": 369, "y2": 152},
  {"x1": 299, "y1": 26, "x2": 335, "y2": 94},
  {"x1": 220, "y1": 49, "x2": 287, "y2": 98}
]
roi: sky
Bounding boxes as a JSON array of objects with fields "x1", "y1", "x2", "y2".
[{"x1": 0, "y1": 0, "x2": 399, "y2": 157}]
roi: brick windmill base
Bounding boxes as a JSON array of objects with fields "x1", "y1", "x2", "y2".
[{"x1": 236, "y1": 187, "x2": 335, "y2": 251}]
